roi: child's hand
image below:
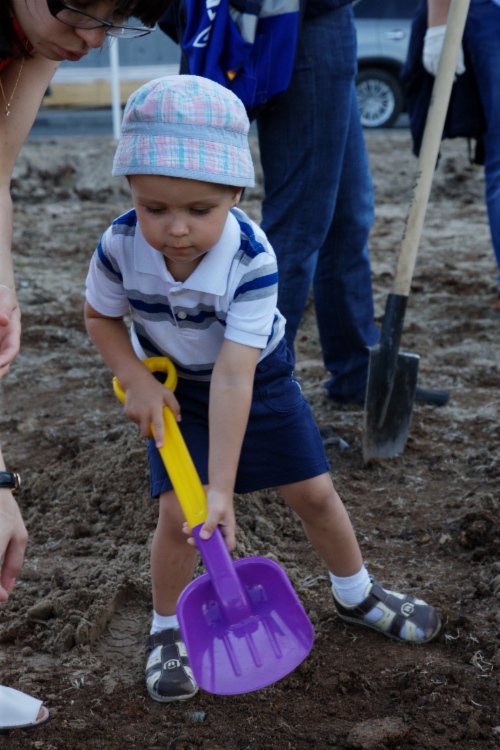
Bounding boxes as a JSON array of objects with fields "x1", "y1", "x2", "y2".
[
  {"x1": 184, "y1": 489, "x2": 236, "y2": 552},
  {"x1": 123, "y1": 372, "x2": 181, "y2": 448}
]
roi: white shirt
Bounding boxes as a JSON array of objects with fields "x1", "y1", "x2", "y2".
[{"x1": 85, "y1": 207, "x2": 285, "y2": 380}]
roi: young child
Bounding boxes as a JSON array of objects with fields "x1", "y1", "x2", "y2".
[{"x1": 84, "y1": 76, "x2": 442, "y2": 704}]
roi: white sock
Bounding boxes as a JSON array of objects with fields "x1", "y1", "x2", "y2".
[
  {"x1": 148, "y1": 612, "x2": 180, "y2": 659},
  {"x1": 330, "y1": 566, "x2": 395, "y2": 626},
  {"x1": 150, "y1": 611, "x2": 179, "y2": 635},
  {"x1": 329, "y1": 565, "x2": 371, "y2": 605}
]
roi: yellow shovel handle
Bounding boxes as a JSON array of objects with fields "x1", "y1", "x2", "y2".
[{"x1": 112, "y1": 357, "x2": 208, "y2": 530}]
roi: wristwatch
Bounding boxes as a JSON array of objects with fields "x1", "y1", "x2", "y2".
[{"x1": 0, "y1": 471, "x2": 21, "y2": 492}]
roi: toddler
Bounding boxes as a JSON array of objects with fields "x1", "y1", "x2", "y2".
[{"x1": 84, "y1": 76, "x2": 442, "y2": 703}]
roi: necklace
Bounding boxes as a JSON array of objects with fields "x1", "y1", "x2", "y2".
[{"x1": 0, "y1": 55, "x2": 25, "y2": 117}]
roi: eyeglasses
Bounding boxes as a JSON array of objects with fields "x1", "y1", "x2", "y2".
[{"x1": 47, "y1": 0, "x2": 157, "y2": 38}]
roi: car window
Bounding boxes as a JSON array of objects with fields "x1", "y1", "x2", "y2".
[{"x1": 353, "y1": 0, "x2": 419, "y2": 20}]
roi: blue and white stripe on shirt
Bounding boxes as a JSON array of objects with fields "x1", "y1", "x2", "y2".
[{"x1": 85, "y1": 206, "x2": 286, "y2": 380}]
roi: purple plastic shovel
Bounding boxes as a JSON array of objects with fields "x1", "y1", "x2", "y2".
[
  {"x1": 179, "y1": 529, "x2": 315, "y2": 695},
  {"x1": 113, "y1": 357, "x2": 315, "y2": 695}
]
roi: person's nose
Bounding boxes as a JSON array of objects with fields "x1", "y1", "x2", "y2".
[
  {"x1": 75, "y1": 26, "x2": 108, "y2": 49},
  {"x1": 168, "y1": 215, "x2": 189, "y2": 238}
]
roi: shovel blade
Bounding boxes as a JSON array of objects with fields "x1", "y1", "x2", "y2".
[
  {"x1": 177, "y1": 557, "x2": 314, "y2": 695},
  {"x1": 363, "y1": 346, "x2": 419, "y2": 463}
]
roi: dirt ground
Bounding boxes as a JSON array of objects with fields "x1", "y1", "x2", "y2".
[{"x1": 0, "y1": 126, "x2": 499, "y2": 750}]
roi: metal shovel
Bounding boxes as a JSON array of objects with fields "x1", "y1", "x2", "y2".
[
  {"x1": 113, "y1": 357, "x2": 314, "y2": 695},
  {"x1": 362, "y1": 0, "x2": 471, "y2": 463}
]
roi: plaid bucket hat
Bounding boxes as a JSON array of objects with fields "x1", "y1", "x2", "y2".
[{"x1": 112, "y1": 75, "x2": 254, "y2": 187}]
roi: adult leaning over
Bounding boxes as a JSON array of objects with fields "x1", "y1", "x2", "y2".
[
  {"x1": 0, "y1": 0, "x2": 171, "y2": 733},
  {"x1": 0, "y1": 0, "x2": 170, "y2": 377}
]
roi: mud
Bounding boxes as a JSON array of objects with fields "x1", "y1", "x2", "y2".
[{"x1": 0, "y1": 129, "x2": 499, "y2": 749}]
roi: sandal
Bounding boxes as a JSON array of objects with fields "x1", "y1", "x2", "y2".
[
  {"x1": 332, "y1": 578, "x2": 442, "y2": 644},
  {"x1": 0, "y1": 686, "x2": 50, "y2": 734},
  {"x1": 145, "y1": 628, "x2": 199, "y2": 702}
]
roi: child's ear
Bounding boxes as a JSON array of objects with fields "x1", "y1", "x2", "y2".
[{"x1": 232, "y1": 188, "x2": 244, "y2": 207}]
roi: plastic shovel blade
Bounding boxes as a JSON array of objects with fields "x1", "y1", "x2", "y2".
[
  {"x1": 177, "y1": 530, "x2": 314, "y2": 695},
  {"x1": 363, "y1": 346, "x2": 420, "y2": 462}
]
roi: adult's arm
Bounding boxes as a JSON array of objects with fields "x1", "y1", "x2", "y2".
[
  {"x1": 0, "y1": 54, "x2": 59, "y2": 376},
  {"x1": 0, "y1": 445, "x2": 27, "y2": 601}
]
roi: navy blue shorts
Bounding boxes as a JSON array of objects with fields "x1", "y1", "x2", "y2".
[{"x1": 148, "y1": 339, "x2": 330, "y2": 497}]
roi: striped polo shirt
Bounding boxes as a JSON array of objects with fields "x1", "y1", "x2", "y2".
[{"x1": 85, "y1": 206, "x2": 286, "y2": 380}]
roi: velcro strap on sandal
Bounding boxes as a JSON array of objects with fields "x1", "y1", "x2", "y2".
[
  {"x1": 145, "y1": 628, "x2": 182, "y2": 652},
  {"x1": 334, "y1": 580, "x2": 416, "y2": 619}
]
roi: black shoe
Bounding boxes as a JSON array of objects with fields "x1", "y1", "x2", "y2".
[
  {"x1": 326, "y1": 392, "x2": 365, "y2": 406},
  {"x1": 145, "y1": 628, "x2": 198, "y2": 703},
  {"x1": 414, "y1": 386, "x2": 450, "y2": 406},
  {"x1": 318, "y1": 426, "x2": 350, "y2": 450},
  {"x1": 328, "y1": 385, "x2": 450, "y2": 408}
]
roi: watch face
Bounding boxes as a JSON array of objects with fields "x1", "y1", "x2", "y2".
[{"x1": 0, "y1": 471, "x2": 21, "y2": 492}]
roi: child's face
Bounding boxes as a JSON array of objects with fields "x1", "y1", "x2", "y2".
[{"x1": 129, "y1": 175, "x2": 243, "y2": 279}]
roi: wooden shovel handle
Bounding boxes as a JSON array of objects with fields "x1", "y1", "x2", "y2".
[{"x1": 393, "y1": 0, "x2": 471, "y2": 297}]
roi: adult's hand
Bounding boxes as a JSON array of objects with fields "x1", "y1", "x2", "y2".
[
  {"x1": 423, "y1": 24, "x2": 466, "y2": 77},
  {"x1": 0, "y1": 489, "x2": 28, "y2": 601},
  {"x1": 0, "y1": 287, "x2": 21, "y2": 379}
]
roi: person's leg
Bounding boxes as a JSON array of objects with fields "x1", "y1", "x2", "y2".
[
  {"x1": 150, "y1": 491, "x2": 198, "y2": 616},
  {"x1": 146, "y1": 491, "x2": 199, "y2": 703},
  {"x1": 464, "y1": 2, "x2": 500, "y2": 283},
  {"x1": 314, "y1": 85, "x2": 379, "y2": 402},
  {"x1": 278, "y1": 474, "x2": 442, "y2": 643},
  {"x1": 147, "y1": 378, "x2": 210, "y2": 615},
  {"x1": 279, "y1": 473, "x2": 362, "y2": 575},
  {"x1": 309, "y1": 6, "x2": 379, "y2": 402},
  {"x1": 257, "y1": 6, "x2": 378, "y2": 388},
  {"x1": 256, "y1": 22, "x2": 325, "y2": 354}
]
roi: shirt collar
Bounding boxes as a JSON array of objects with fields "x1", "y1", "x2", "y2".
[{"x1": 135, "y1": 210, "x2": 241, "y2": 295}]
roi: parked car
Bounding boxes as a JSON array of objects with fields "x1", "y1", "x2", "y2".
[{"x1": 354, "y1": 0, "x2": 419, "y2": 128}]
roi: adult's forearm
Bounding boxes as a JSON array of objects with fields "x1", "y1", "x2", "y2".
[
  {"x1": 0, "y1": 189, "x2": 21, "y2": 376},
  {"x1": 0, "y1": 190, "x2": 15, "y2": 291}
]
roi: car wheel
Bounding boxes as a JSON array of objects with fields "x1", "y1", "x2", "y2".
[{"x1": 355, "y1": 68, "x2": 404, "y2": 129}]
